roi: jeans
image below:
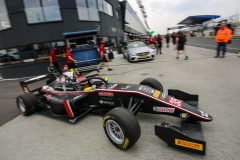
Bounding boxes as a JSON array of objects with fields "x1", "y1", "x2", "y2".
[
  {"x1": 216, "y1": 42, "x2": 227, "y2": 56},
  {"x1": 156, "y1": 45, "x2": 162, "y2": 54}
]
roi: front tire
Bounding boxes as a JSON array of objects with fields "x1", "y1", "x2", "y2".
[
  {"x1": 140, "y1": 78, "x2": 163, "y2": 92},
  {"x1": 16, "y1": 93, "x2": 37, "y2": 116},
  {"x1": 103, "y1": 107, "x2": 141, "y2": 150}
]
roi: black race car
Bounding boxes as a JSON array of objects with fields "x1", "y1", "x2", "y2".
[{"x1": 16, "y1": 73, "x2": 212, "y2": 154}]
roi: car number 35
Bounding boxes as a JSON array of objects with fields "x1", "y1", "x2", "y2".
[{"x1": 168, "y1": 97, "x2": 182, "y2": 108}]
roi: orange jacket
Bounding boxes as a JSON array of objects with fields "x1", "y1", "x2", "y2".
[{"x1": 215, "y1": 27, "x2": 232, "y2": 42}]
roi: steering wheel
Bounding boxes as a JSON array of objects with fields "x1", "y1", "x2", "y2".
[{"x1": 82, "y1": 77, "x2": 108, "y2": 88}]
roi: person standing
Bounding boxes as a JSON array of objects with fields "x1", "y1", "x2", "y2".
[
  {"x1": 165, "y1": 34, "x2": 170, "y2": 48},
  {"x1": 214, "y1": 23, "x2": 233, "y2": 58},
  {"x1": 214, "y1": 23, "x2": 221, "y2": 36},
  {"x1": 49, "y1": 47, "x2": 62, "y2": 74},
  {"x1": 65, "y1": 47, "x2": 79, "y2": 74},
  {"x1": 176, "y1": 31, "x2": 188, "y2": 60},
  {"x1": 171, "y1": 32, "x2": 176, "y2": 47},
  {"x1": 97, "y1": 41, "x2": 113, "y2": 71},
  {"x1": 156, "y1": 34, "x2": 163, "y2": 54},
  {"x1": 108, "y1": 46, "x2": 114, "y2": 61}
]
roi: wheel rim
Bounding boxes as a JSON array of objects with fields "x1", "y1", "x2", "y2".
[
  {"x1": 17, "y1": 98, "x2": 26, "y2": 113},
  {"x1": 106, "y1": 120, "x2": 125, "y2": 145}
]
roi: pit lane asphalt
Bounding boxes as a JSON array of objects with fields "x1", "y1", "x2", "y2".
[
  {"x1": 187, "y1": 37, "x2": 240, "y2": 53},
  {"x1": 1, "y1": 45, "x2": 240, "y2": 160}
]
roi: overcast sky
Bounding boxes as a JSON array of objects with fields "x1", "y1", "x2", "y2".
[{"x1": 126, "y1": 0, "x2": 240, "y2": 34}]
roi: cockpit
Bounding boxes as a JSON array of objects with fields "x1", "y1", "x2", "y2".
[{"x1": 50, "y1": 72, "x2": 108, "y2": 92}]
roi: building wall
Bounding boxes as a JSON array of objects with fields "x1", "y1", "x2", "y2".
[
  {"x1": 0, "y1": 0, "x2": 122, "y2": 50},
  {"x1": 99, "y1": 0, "x2": 123, "y2": 37},
  {"x1": 120, "y1": 1, "x2": 147, "y2": 35}
]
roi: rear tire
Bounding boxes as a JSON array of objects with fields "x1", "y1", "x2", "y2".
[
  {"x1": 140, "y1": 78, "x2": 163, "y2": 92},
  {"x1": 16, "y1": 93, "x2": 37, "y2": 116},
  {"x1": 103, "y1": 107, "x2": 141, "y2": 150}
]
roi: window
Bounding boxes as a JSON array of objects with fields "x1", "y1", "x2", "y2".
[
  {"x1": 23, "y1": 0, "x2": 62, "y2": 24},
  {"x1": 115, "y1": 9, "x2": 119, "y2": 19},
  {"x1": 67, "y1": 35, "x2": 96, "y2": 49},
  {"x1": 102, "y1": 0, "x2": 113, "y2": 16},
  {"x1": 98, "y1": 0, "x2": 113, "y2": 17},
  {"x1": 76, "y1": 0, "x2": 99, "y2": 21},
  {"x1": 98, "y1": 0, "x2": 104, "y2": 12},
  {"x1": 0, "y1": 48, "x2": 21, "y2": 64},
  {"x1": 106, "y1": 2, "x2": 113, "y2": 16},
  {"x1": 33, "y1": 41, "x2": 65, "y2": 58},
  {"x1": 0, "y1": 0, "x2": 11, "y2": 31}
]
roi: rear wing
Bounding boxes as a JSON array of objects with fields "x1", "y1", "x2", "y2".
[{"x1": 19, "y1": 74, "x2": 56, "y2": 93}]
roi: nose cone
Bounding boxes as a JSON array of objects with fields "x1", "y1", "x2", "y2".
[{"x1": 202, "y1": 112, "x2": 213, "y2": 122}]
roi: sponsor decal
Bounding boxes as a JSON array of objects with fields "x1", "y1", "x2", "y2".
[
  {"x1": 139, "y1": 86, "x2": 154, "y2": 94},
  {"x1": 161, "y1": 93, "x2": 167, "y2": 99},
  {"x1": 101, "y1": 97, "x2": 113, "y2": 101},
  {"x1": 160, "y1": 93, "x2": 167, "y2": 100},
  {"x1": 168, "y1": 96, "x2": 182, "y2": 108},
  {"x1": 153, "y1": 107, "x2": 175, "y2": 113},
  {"x1": 199, "y1": 110, "x2": 209, "y2": 118},
  {"x1": 102, "y1": 115, "x2": 110, "y2": 125},
  {"x1": 180, "y1": 113, "x2": 189, "y2": 120},
  {"x1": 122, "y1": 138, "x2": 129, "y2": 150},
  {"x1": 175, "y1": 139, "x2": 204, "y2": 151},
  {"x1": 139, "y1": 86, "x2": 144, "y2": 90},
  {"x1": 153, "y1": 90, "x2": 161, "y2": 98},
  {"x1": 98, "y1": 92, "x2": 114, "y2": 97},
  {"x1": 99, "y1": 100, "x2": 114, "y2": 105},
  {"x1": 147, "y1": 88, "x2": 154, "y2": 94}
]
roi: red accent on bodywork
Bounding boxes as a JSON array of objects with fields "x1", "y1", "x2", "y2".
[
  {"x1": 63, "y1": 99, "x2": 74, "y2": 118},
  {"x1": 41, "y1": 88, "x2": 212, "y2": 121}
]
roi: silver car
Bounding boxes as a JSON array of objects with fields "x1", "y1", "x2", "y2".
[{"x1": 123, "y1": 41, "x2": 156, "y2": 62}]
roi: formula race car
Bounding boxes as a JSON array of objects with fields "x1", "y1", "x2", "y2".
[{"x1": 16, "y1": 72, "x2": 213, "y2": 154}]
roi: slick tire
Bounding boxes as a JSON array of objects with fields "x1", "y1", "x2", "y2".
[
  {"x1": 103, "y1": 107, "x2": 141, "y2": 150},
  {"x1": 140, "y1": 78, "x2": 163, "y2": 92},
  {"x1": 16, "y1": 93, "x2": 37, "y2": 116}
]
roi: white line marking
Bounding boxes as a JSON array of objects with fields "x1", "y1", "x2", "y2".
[
  {"x1": 188, "y1": 43, "x2": 240, "y2": 50},
  {"x1": 0, "y1": 75, "x2": 36, "y2": 82}
]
